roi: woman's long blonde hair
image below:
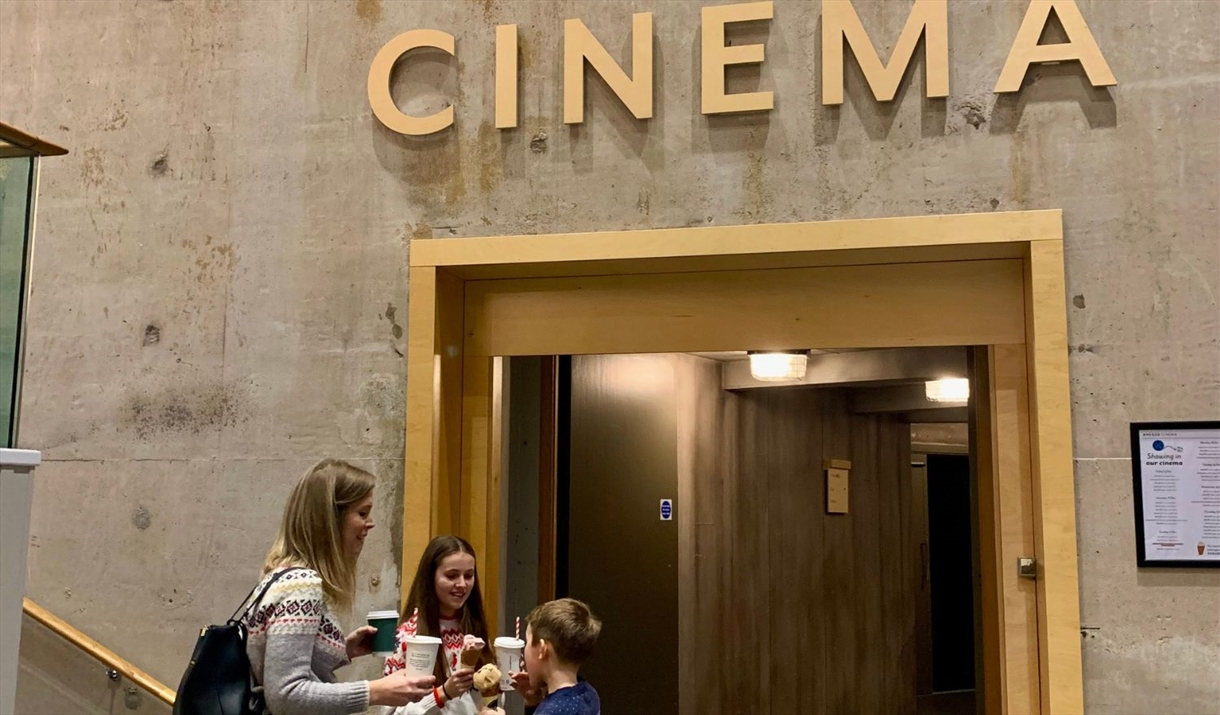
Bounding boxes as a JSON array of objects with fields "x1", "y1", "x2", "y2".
[{"x1": 262, "y1": 459, "x2": 376, "y2": 610}]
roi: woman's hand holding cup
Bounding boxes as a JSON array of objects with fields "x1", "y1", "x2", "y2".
[
  {"x1": 369, "y1": 671, "x2": 435, "y2": 706},
  {"x1": 344, "y1": 625, "x2": 378, "y2": 660}
]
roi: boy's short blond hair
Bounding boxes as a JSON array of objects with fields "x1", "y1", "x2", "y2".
[{"x1": 526, "y1": 598, "x2": 603, "y2": 665}]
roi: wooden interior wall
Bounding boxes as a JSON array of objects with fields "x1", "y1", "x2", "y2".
[{"x1": 676, "y1": 355, "x2": 916, "y2": 715}]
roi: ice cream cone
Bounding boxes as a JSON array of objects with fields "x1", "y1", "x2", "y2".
[
  {"x1": 473, "y1": 663, "x2": 503, "y2": 707},
  {"x1": 460, "y1": 635, "x2": 486, "y2": 669},
  {"x1": 480, "y1": 689, "x2": 500, "y2": 708}
]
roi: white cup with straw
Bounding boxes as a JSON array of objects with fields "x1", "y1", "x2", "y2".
[
  {"x1": 493, "y1": 618, "x2": 525, "y2": 691},
  {"x1": 494, "y1": 637, "x2": 525, "y2": 691}
]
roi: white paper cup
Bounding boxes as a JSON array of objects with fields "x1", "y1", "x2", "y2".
[
  {"x1": 403, "y1": 635, "x2": 442, "y2": 677},
  {"x1": 494, "y1": 637, "x2": 525, "y2": 691}
]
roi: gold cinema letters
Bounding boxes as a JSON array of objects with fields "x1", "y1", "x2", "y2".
[{"x1": 369, "y1": 0, "x2": 1116, "y2": 136}]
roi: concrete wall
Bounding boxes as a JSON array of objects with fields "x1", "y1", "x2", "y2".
[{"x1": 1, "y1": 0, "x2": 1217, "y2": 711}]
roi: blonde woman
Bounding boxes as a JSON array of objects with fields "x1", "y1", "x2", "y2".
[{"x1": 243, "y1": 459, "x2": 435, "y2": 714}]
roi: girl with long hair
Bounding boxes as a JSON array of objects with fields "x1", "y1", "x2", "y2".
[{"x1": 384, "y1": 535, "x2": 496, "y2": 714}]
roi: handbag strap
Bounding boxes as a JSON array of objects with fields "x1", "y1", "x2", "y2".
[{"x1": 228, "y1": 566, "x2": 307, "y2": 624}]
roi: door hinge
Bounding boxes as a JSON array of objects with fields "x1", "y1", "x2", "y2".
[{"x1": 1018, "y1": 557, "x2": 1037, "y2": 579}]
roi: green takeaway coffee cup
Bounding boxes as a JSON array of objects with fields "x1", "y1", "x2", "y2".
[{"x1": 367, "y1": 610, "x2": 399, "y2": 655}]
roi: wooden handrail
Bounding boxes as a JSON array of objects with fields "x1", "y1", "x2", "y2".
[
  {"x1": 21, "y1": 598, "x2": 176, "y2": 706},
  {"x1": 0, "y1": 122, "x2": 69, "y2": 157}
]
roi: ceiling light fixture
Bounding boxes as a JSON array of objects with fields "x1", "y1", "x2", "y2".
[
  {"x1": 925, "y1": 378, "x2": 970, "y2": 403},
  {"x1": 748, "y1": 350, "x2": 809, "y2": 382}
]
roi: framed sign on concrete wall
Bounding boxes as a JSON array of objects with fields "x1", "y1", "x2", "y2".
[{"x1": 1131, "y1": 421, "x2": 1220, "y2": 568}]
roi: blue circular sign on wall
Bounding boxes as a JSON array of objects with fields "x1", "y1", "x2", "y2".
[{"x1": 1153, "y1": 440, "x2": 1165, "y2": 451}]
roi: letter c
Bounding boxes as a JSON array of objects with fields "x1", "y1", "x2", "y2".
[{"x1": 368, "y1": 29, "x2": 456, "y2": 136}]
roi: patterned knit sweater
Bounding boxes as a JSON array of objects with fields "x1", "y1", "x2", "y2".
[
  {"x1": 382, "y1": 613, "x2": 486, "y2": 715},
  {"x1": 243, "y1": 568, "x2": 370, "y2": 715}
]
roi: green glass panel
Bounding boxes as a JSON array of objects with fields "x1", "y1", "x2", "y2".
[{"x1": 0, "y1": 156, "x2": 35, "y2": 448}]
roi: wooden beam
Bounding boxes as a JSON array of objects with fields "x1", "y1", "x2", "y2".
[
  {"x1": 435, "y1": 270, "x2": 466, "y2": 537},
  {"x1": 460, "y1": 356, "x2": 500, "y2": 632},
  {"x1": 465, "y1": 260, "x2": 1026, "y2": 357},
  {"x1": 436, "y1": 243, "x2": 1028, "y2": 280},
  {"x1": 1024, "y1": 240, "x2": 1083, "y2": 714},
  {"x1": 974, "y1": 346, "x2": 1042, "y2": 714},
  {"x1": 410, "y1": 210, "x2": 1062, "y2": 271},
  {"x1": 404, "y1": 266, "x2": 438, "y2": 606},
  {"x1": 0, "y1": 122, "x2": 68, "y2": 157},
  {"x1": 403, "y1": 267, "x2": 465, "y2": 609}
]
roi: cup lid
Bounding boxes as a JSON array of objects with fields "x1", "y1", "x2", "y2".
[
  {"x1": 404, "y1": 635, "x2": 443, "y2": 644},
  {"x1": 494, "y1": 637, "x2": 525, "y2": 647},
  {"x1": 367, "y1": 610, "x2": 400, "y2": 619}
]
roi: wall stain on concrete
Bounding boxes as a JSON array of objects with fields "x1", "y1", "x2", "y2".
[
  {"x1": 1073, "y1": 294, "x2": 1087, "y2": 309},
  {"x1": 1009, "y1": 131, "x2": 1029, "y2": 208},
  {"x1": 80, "y1": 148, "x2": 105, "y2": 187},
  {"x1": 518, "y1": 30, "x2": 536, "y2": 71},
  {"x1": 361, "y1": 374, "x2": 405, "y2": 425},
  {"x1": 478, "y1": 122, "x2": 503, "y2": 194},
  {"x1": 957, "y1": 99, "x2": 988, "y2": 130},
  {"x1": 150, "y1": 150, "x2": 170, "y2": 177},
  {"x1": 125, "y1": 384, "x2": 245, "y2": 439},
  {"x1": 383, "y1": 302, "x2": 404, "y2": 340},
  {"x1": 132, "y1": 506, "x2": 152, "y2": 530},
  {"x1": 446, "y1": 157, "x2": 468, "y2": 205},
  {"x1": 355, "y1": 0, "x2": 382, "y2": 25},
  {"x1": 101, "y1": 104, "x2": 129, "y2": 132},
  {"x1": 350, "y1": 375, "x2": 406, "y2": 449},
  {"x1": 192, "y1": 236, "x2": 239, "y2": 285},
  {"x1": 468, "y1": 0, "x2": 496, "y2": 24},
  {"x1": 143, "y1": 324, "x2": 161, "y2": 346},
  {"x1": 379, "y1": 459, "x2": 404, "y2": 576},
  {"x1": 741, "y1": 146, "x2": 770, "y2": 219},
  {"x1": 396, "y1": 129, "x2": 465, "y2": 207}
]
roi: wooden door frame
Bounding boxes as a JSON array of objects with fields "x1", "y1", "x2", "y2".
[{"x1": 401, "y1": 209, "x2": 1081, "y2": 713}]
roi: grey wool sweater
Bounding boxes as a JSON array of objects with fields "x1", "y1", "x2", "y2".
[{"x1": 243, "y1": 568, "x2": 370, "y2": 715}]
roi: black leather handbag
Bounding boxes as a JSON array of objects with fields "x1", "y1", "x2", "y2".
[{"x1": 173, "y1": 568, "x2": 303, "y2": 715}]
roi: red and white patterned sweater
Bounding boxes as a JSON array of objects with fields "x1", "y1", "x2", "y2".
[{"x1": 383, "y1": 611, "x2": 470, "y2": 677}]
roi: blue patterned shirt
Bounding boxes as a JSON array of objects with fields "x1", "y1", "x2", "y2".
[{"x1": 530, "y1": 682, "x2": 600, "y2": 715}]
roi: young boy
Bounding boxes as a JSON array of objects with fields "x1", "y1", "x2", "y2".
[{"x1": 510, "y1": 598, "x2": 602, "y2": 715}]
